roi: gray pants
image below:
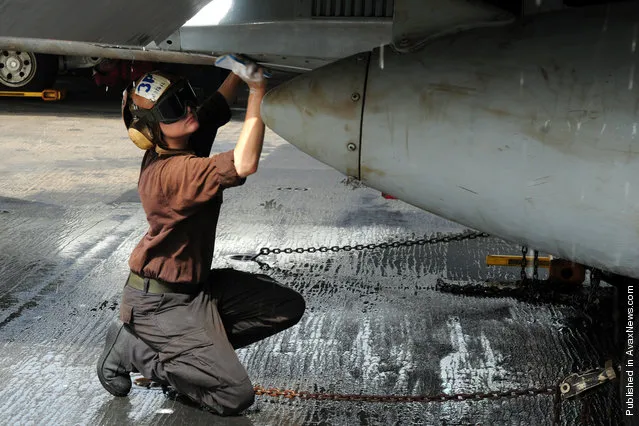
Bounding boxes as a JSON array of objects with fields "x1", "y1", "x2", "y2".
[{"x1": 119, "y1": 268, "x2": 305, "y2": 415}]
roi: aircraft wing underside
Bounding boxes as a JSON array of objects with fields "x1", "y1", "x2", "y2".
[
  {"x1": 0, "y1": 0, "x2": 212, "y2": 45},
  {"x1": 0, "y1": 0, "x2": 520, "y2": 70}
]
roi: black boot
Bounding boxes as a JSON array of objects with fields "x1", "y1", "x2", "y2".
[{"x1": 97, "y1": 320, "x2": 135, "y2": 397}]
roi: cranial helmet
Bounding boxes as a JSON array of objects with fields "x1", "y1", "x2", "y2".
[{"x1": 122, "y1": 71, "x2": 198, "y2": 150}]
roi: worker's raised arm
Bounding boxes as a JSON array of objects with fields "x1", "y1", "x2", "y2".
[
  {"x1": 216, "y1": 72, "x2": 242, "y2": 105},
  {"x1": 233, "y1": 68, "x2": 266, "y2": 178}
]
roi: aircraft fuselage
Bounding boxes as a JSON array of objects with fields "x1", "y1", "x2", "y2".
[{"x1": 261, "y1": 2, "x2": 639, "y2": 278}]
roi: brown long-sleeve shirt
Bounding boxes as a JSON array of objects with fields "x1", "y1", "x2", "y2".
[{"x1": 128, "y1": 92, "x2": 245, "y2": 284}]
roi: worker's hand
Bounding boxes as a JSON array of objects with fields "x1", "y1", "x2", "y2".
[
  {"x1": 245, "y1": 66, "x2": 266, "y2": 93},
  {"x1": 215, "y1": 54, "x2": 267, "y2": 92},
  {"x1": 236, "y1": 62, "x2": 265, "y2": 91}
]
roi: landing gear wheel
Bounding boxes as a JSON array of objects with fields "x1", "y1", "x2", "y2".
[{"x1": 0, "y1": 51, "x2": 58, "y2": 91}]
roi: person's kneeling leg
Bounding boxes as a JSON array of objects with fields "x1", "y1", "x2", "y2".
[
  {"x1": 211, "y1": 269, "x2": 306, "y2": 349},
  {"x1": 160, "y1": 329, "x2": 255, "y2": 416},
  {"x1": 97, "y1": 319, "x2": 164, "y2": 396}
]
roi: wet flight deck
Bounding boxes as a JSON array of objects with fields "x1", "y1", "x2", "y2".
[{"x1": 0, "y1": 82, "x2": 627, "y2": 425}]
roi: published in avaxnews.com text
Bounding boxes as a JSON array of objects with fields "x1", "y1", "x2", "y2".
[{"x1": 624, "y1": 284, "x2": 636, "y2": 420}]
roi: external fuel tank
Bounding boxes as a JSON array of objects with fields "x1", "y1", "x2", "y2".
[{"x1": 261, "y1": 2, "x2": 639, "y2": 278}]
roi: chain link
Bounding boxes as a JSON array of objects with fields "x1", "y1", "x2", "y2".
[
  {"x1": 251, "y1": 231, "x2": 490, "y2": 267},
  {"x1": 253, "y1": 384, "x2": 558, "y2": 402},
  {"x1": 253, "y1": 384, "x2": 561, "y2": 416},
  {"x1": 254, "y1": 384, "x2": 564, "y2": 423},
  {"x1": 247, "y1": 237, "x2": 604, "y2": 424}
]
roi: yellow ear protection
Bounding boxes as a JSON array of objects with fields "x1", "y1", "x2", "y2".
[
  {"x1": 127, "y1": 118, "x2": 155, "y2": 150},
  {"x1": 122, "y1": 86, "x2": 156, "y2": 150}
]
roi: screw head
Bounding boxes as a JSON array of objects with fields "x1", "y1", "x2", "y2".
[
  {"x1": 347, "y1": 143, "x2": 357, "y2": 151},
  {"x1": 351, "y1": 92, "x2": 361, "y2": 102}
]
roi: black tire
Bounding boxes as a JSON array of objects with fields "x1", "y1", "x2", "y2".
[{"x1": 0, "y1": 51, "x2": 58, "y2": 91}]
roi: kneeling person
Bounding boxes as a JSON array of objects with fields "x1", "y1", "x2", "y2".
[{"x1": 96, "y1": 67, "x2": 305, "y2": 415}]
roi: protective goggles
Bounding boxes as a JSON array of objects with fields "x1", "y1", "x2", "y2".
[{"x1": 143, "y1": 79, "x2": 198, "y2": 124}]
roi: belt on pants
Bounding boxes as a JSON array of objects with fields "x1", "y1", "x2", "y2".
[{"x1": 126, "y1": 272, "x2": 201, "y2": 295}]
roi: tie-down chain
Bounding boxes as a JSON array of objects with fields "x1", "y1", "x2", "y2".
[{"x1": 237, "y1": 230, "x2": 617, "y2": 424}]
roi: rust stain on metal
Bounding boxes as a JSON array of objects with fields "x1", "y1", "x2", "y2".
[
  {"x1": 345, "y1": 166, "x2": 359, "y2": 178},
  {"x1": 361, "y1": 165, "x2": 386, "y2": 177},
  {"x1": 306, "y1": 79, "x2": 358, "y2": 121},
  {"x1": 484, "y1": 107, "x2": 514, "y2": 118},
  {"x1": 520, "y1": 122, "x2": 567, "y2": 146},
  {"x1": 418, "y1": 92, "x2": 450, "y2": 121}
]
